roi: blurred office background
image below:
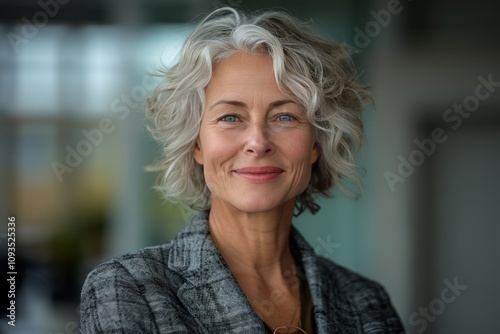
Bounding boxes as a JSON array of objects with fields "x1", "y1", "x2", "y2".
[{"x1": 1, "y1": 0, "x2": 499, "y2": 333}]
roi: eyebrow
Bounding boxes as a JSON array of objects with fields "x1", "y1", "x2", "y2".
[{"x1": 208, "y1": 99, "x2": 296, "y2": 111}]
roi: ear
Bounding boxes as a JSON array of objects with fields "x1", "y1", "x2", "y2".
[
  {"x1": 193, "y1": 138, "x2": 204, "y2": 165},
  {"x1": 311, "y1": 143, "x2": 319, "y2": 164}
]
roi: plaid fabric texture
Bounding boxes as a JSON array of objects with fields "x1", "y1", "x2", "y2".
[{"x1": 80, "y1": 211, "x2": 405, "y2": 333}]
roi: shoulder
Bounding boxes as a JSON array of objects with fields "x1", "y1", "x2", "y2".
[
  {"x1": 80, "y1": 242, "x2": 197, "y2": 333},
  {"x1": 82, "y1": 211, "x2": 209, "y2": 291},
  {"x1": 291, "y1": 228, "x2": 403, "y2": 331},
  {"x1": 79, "y1": 244, "x2": 172, "y2": 333},
  {"x1": 81, "y1": 213, "x2": 213, "y2": 300},
  {"x1": 80, "y1": 242, "x2": 180, "y2": 310},
  {"x1": 315, "y1": 257, "x2": 404, "y2": 332},
  {"x1": 82, "y1": 242, "x2": 175, "y2": 291},
  {"x1": 291, "y1": 227, "x2": 398, "y2": 310}
]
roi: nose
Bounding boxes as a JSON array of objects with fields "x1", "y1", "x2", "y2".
[{"x1": 243, "y1": 122, "x2": 274, "y2": 157}]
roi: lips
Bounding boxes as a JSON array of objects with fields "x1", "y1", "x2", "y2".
[{"x1": 233, "y1": 166, "x2": 284, "y2": 182}]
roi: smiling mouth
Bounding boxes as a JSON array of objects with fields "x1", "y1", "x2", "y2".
[{"x1": 233, "y1": 166, "x2": 284, "y2": 183}]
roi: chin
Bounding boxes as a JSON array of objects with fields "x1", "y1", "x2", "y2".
[
  {"x1": 210, "y1": 188, "x2": 299, "y2": 214},
  {"x1": 230, "y1": 196, "x2": 295, "y2": 214}
]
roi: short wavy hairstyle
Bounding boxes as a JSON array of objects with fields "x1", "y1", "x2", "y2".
[{"x1": 146, "y1": 7, "x2": 370, "y2": 215}]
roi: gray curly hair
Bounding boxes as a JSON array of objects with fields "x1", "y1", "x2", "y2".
[{"x1": 146, "y1": 7, "x2": 370, "y2": 215}]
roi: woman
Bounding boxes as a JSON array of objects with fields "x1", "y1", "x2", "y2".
[{"x1": 80, "y1": 7, "x2": 404, "y2": 334}]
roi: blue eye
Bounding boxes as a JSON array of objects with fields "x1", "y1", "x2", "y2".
[
  {"x1": 220, "y1": 115, "x2": 239, "y2": 122},
  {"x1": 277, "y1": 114, "x2": 297, "y2": 122}
]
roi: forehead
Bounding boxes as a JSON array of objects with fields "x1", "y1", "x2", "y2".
[{"x1": 207, "y1": 52, "x2": 277, "y2": 91}]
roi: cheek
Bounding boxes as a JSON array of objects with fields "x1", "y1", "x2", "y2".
[
  {"x1": 280, "y1": 131, "x2": 317, "y2": 163},
  {"x1": 202, "y1": 132, "x2": 237, "y2": 163},
  {"x1": 198, "y1": 131, "x2": 239, "y2": 181},
  {"x1": 196, "y1": 128, "x2": 224, "y2": 161},
  {"x1": 202, "y1": 150, "x2": 236, "y2": 198}
]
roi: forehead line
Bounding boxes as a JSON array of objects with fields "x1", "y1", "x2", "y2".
[{"x1": 208, "y1": 99, "x2": 297, "y2": 112}]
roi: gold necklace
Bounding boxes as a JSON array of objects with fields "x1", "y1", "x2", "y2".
[
  {"x1": 267, "y1": 279, "x2": 307, "y2": 334},
  {"x1": 273, "y1": 321, "x2": 307, "y2": 334}
]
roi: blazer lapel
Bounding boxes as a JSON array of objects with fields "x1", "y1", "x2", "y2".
[
  {"x1": 168, "y1": 212, "x2": 266, "y2": 333},
  {"x1": 291, "y1": 227, "x2": 359, "y2": 334}
]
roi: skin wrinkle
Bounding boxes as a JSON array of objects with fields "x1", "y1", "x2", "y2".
[{"x1": 193, "y1": 52, "x2": 318, "y2": 217}]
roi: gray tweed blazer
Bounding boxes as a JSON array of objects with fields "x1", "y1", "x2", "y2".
[{"x1": 80, "y1": 211, "x2": 404, "y2": 333}]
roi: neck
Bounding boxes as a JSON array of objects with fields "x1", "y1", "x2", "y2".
[
  {"x1": 208, "y1": 198, "x2": 297, "y2": 278},
  {"x1": 208, "y1": 198, "x2": 304, "y2": 330}
]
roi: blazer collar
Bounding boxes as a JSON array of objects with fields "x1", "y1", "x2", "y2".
[
  {"x1": 167, "y1": 211, "x2": 266, "y2": 332},
  {"x1": 290, "y1": 227, "x2": 359, "y2": 333}
]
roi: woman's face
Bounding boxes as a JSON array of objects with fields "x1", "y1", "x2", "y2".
[{"x1": 193, "y1": 52, "x2": 319, "y2": 214}]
